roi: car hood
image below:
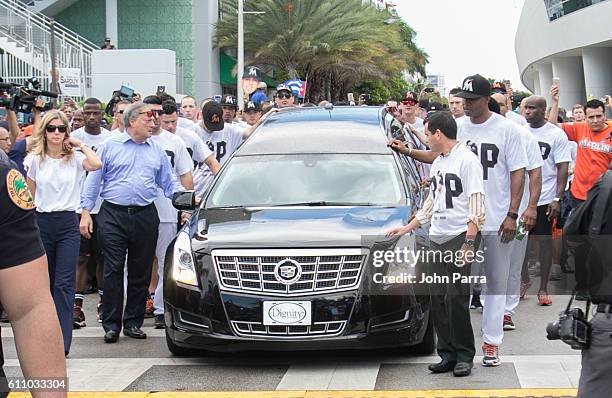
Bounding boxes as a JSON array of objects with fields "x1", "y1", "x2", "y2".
[{"x1": 192, "y1": 206, "x2": 409, "y2": 249}]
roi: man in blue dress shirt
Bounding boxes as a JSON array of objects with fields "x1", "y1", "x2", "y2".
[{"x1": 80, "y1": 102, "x2": 183, "y2": 343}]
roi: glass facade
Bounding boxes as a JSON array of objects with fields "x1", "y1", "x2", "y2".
[{"x1": 544, "y1": 0, "x2": 610, "y2": 21}]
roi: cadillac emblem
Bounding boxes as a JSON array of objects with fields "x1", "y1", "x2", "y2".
[{"x1": 274, "y1": 259, "x2": 302, "y2": 285}]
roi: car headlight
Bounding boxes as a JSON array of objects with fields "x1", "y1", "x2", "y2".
[{"x1": 172, "y1": 231, "x2": 198, "y2": 287}]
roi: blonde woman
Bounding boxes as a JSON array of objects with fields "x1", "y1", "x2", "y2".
[{"x1": 26, "y1": 110, "x2": 101, "y2": 356}]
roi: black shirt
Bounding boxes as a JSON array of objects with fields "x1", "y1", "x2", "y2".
[
  {"x1": 0, "y1": 159, "x2": 45, "y2": 396},
  {"x1": 564, "y1": 170, "x2": 612, "y2": 304}
]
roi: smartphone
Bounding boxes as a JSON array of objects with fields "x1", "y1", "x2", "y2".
[
  {"x1": 347, "y1": 93, "x2": 354, "y2": 103},
  {"x1": 552, "y1": 77, "x2": 560, "y2": 89},
  {"x1": 119, "y1": 84, "x2": 134, "y2": 98},
  {"x1": 156, "y1": 85, "x2": 166, "y2": 96}
]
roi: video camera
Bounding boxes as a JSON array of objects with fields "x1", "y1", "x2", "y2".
[
  {"x1": 546, "y1": 293, "x2": 591, "y2": 350},
  {"x1": 105, "y1": 84, "x2": 135, "y2": 116},
  {"x1": 0, "y1": 77, "x2": 57, "y2": 113}
]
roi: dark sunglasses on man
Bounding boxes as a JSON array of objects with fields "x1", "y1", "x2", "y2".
[
  {"x1": 277, "y1": 93, "x2": 292, "y2": 99},
  {"x1": 401, "y1": 99, "x2": 418, "y2": 106}
]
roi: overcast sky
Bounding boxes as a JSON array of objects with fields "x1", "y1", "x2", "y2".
[{"x1": 395, "y1": 0, "x2": 527, "y2": 93}]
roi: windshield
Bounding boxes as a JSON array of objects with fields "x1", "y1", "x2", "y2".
[{"x1": 206, "y1": 154, "x2": 404, "y2": 208}]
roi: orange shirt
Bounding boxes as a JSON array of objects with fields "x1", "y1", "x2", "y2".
[{"x1": 561, "y1": 122, "x2": 612, "y2": 200}]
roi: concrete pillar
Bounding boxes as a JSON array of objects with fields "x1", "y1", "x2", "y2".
[
  {"x1": 105, "y1": 0, "x2": 118, "y2": 47},
  {"x1": 533, "y1": 73, "x2": 542, "y2": 96},
  {"x1": 552, "y1": 56, "x2": 585, "y2": 111},
  {"x1": 582, "y1": 47, "x2": 612, "y2": 103},
  {"x1": 192, "y1": 0, "x2": 221, "y2": 99},
  {"x1": 537, "y1": 63, "x2": 553, "y2": 105}
]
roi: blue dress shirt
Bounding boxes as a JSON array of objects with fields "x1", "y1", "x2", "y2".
[{"x1": 81, "y1": 132, "x2": 182, "y2": 211}]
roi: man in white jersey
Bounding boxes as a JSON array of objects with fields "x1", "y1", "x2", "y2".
[
  {"x1": 388, "y1": 111, "x2": 485, "y2": 377},
  {"x1": 522, "y1": 95, "x2": 571, "y2": 306},
  {"x1": 160, "y1": 100, "x2": 219, "y2": 174},
  {"x1": 178, "y1": 96, "x2": 198, "y2": 129},
  {"x1": 389, "y1": 75, "x2": 528, "y2": 366},
  {"x1": 73, "y1": 97, "x2": 113, "y2": 327},
  {"x1": 194, "y1": 100, "x2": 273, "y2": 195},
  {"x1": 143, "y1": 96, "x2": 194, "y2": 329},
  {"x1": 491, "y1": 94, "x2": 544, "y2": 330}
]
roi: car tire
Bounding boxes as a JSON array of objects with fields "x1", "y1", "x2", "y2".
[
  {"x1": 165, "y1": 330, "x2": 202, "y2": 357},
  {"x1": 412, "y1": 315, "x2": 436, "y2": 355}
]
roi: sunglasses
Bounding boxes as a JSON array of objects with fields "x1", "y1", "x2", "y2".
[
  {"x1": 150, "y1": 109, "x2": 163, "y2": 116},
  {"x1": 401, "y1": 100, "x2": 418, "y2": 106},
  {"x1": 277, "y1": 93, "x2": 292, "y2": 99},
  {"x1": 46, "y1": 125, "x2": 68, "y2": 133},
  {"x1": 139, "y1": 110, "x2": 155, "y2": 118},
  {"x1": 115, "y1": 109, "x2": 125, "y2": 114}
]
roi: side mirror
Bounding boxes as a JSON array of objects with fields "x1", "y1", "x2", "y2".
[{"x1": 172, "y1": 190, "x2": 197, "y2": 211}]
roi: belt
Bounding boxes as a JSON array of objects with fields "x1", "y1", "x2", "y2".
[
  {"x1": 104, "y1": 201, "x2": 153, "y2": 215},
  {"x1": 596, "y1": 304, "x2": 612, "y2": 313}
]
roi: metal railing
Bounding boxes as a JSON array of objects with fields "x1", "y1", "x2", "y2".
[{"x1": 0, "y1": 0, "x2": 97, "y2": 98}]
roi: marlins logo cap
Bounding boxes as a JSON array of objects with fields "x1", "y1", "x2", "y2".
[
  {"x1": 221, "y1": 94, "x2": 238, "y2": 109},
  {"x1": 244, "y1": 101, "x2": 262, "y2": 113},
  {"x1": 455, "y1": 74, "x2": 491, "y2": 99},
  {"x1": 202, "y1": 101, "x2": 224, "y2": 131}
]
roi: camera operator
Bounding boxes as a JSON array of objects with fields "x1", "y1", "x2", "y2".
[{"x1": 563, "y1": 162, "x2": 612, "y2": 397}]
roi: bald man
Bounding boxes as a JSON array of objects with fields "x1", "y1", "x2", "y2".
[
  {"x1": 0, "y1": 128, "x2": 10, "y2": 155},
  {"x1": 521, "y1": 95, "x2": 571, "y2": 305},
  {"x1": 492, "y1": 93, "x2": 527, "y2": 127}
]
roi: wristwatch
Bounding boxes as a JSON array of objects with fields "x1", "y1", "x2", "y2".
[
  {"x1": 507, "y1": 211, "x2": 519, "y2": 220},
  {"x1": 552, "y1": 197, "x2": 561, "y2": 203},
  {"x1": 463, "y1": 239, "x2": 476, "y2": 247}
]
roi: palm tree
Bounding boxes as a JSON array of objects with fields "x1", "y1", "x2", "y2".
[{"x1": 215, "y1": 0, "x2": 427, "y2": 102}]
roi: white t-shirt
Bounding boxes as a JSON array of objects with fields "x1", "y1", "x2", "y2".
[
  {"x1": 27, "y1": 152, "x2": 86, "y2": 213},
  {"x1": 517, "y1": 127, "x2": 544, "y2": 214},
  {"x1": 193, "y1": 123, "x2": 246, "y2": 195},
  {"x1": 109, "y1": 128, "x2": 123, "y2": 134},
  {"x1": 71, "y1": 127, "x2": 112, "y2": 214},
  {"x1": 177, "y1": 117, "x2": 195, "y2": 130},
  {"x1": 175, "y1": 127, "x2": 213, "y2": 168},
  {"x1": 457, "y1": 113, "x2": 528, "y2": 231},
  {"x1": 527, "y1": 122, "x2": 572, "y2": 205},
  {"x1": 150, "y1": 130, "x2": 193, "y2": 223},
  {"x1": 506, "y1": 111, "x2": 528, "y2": 126},
  {"x1": 428, "y1": 143, "x2": 484, "y2": 242}
]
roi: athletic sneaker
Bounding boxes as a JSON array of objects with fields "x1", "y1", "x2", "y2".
[
  {"x1": 537, "y1": 292, "x2": 553, "y2": 306},
  {"x1": 550, "y1": 264, "x2": 563, "y2": 281},
  {"x1": 482, "y1": 343, "x2": 501, "y2": 367},
  {"x1": 503, "y1": 314, "x2": 515, "y2": 330},
  {"x1": 470, "y1": 293, "x2": 483, "y2": 309},
  {"x1": 73, "y1": 305, "x2": 86, "y2": 329},
  {"x1": 97, "y1": 301, "x2": 103, "y2": 323},
  {"x1": 145, "y1": 295, "x2": 154, "y2": 318}
]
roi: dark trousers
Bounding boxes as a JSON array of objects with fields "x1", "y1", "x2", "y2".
[
  {"x1": 570, "y1": 195, "x2": 588, "y2": 291},
  {"x1": 429, "y1": 233, "x2": 476, "y2": 363},
  {"x1": 36, "y1": 211, "x2": 80, "y2": 354},
  {"x1": 578, "y1": 312, "x2": 612, "y2": 397},
  {"x1": 97, "y1": 202, "x2": 159, "y2": 332}
]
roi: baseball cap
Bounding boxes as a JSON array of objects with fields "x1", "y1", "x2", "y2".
[
  {"x1": 427, "y1": 102, "x2": 444, "y2": 112},
  {"x1": 243, "y1": 66, "x2": 262, "y2": 81},
  {"x1": 220, "y1": 94, "x2": 238, "y2": 108},
  {"x1": 201, "y1": 101, "x2": 224, "y2": 131},
  {"x1": 455, "y1": 74, "x2": 491, "y2": 99},
  {"x1": 492, "y1": 81, "x2": 507, "y2": 94},
  {"x1": 257, "y1": 81, "x2": 267, "y2": 89},
  {"x1": 244, "y1": 101, "x2": 262, "y2": 113},
  {"x1": 401, "y1": 91, "x2": 418, "y2": 103},
  {"x1": 276, "y1": 84, "x2": 293, "y2": 95}
]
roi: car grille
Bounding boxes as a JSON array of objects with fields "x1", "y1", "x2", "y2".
[
  {"x1": 212, "y1": 249, "x2": 366, "y2": 297},
  {"x1": 231, "y1": 320, "x2": 347, "y2": 338}
]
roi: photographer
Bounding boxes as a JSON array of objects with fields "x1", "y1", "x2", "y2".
[{"x1": 563, "y1": 162, "x2": 612, "y2": 397}]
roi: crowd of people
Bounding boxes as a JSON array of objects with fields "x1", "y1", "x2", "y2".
[{"x1": 0, "y1": 72, "x2": 611, "y2": 395}]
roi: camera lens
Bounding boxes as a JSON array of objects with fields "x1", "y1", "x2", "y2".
[{"x1": 546, "y1": 321, "x2": 561, "y2": 340}]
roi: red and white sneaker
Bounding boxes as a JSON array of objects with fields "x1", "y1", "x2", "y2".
[
  {"x1": 482, "y1": 343, "x2": 501, "y2": 367},
  {"x1": 503, "y1": 314, "x2": 516, "y2": 331},
  {"x1": 73, "y1": 305, "x2": 86, "y2": 329},
  {"x1": 145, "y1": 295, "x2": 154, "y2": 318}
]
